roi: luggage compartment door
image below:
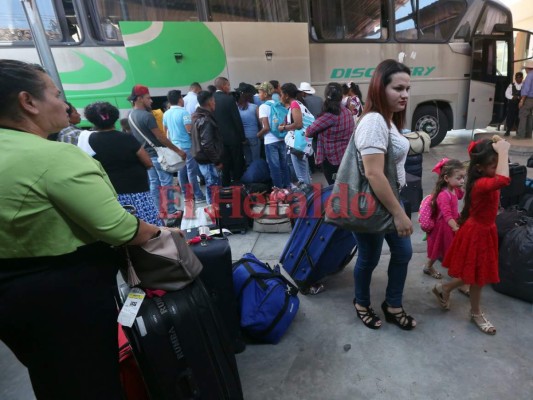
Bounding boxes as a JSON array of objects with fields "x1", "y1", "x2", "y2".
[{"x1": 220, "y1": 22, "x2": 310, "y2": 86}]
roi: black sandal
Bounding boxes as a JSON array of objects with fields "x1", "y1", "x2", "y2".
[
  {"x1": 353, "y1": 300, "x2": 381, "y2": 330},
  {"x1": 381, "y1": 301, "x2": 416, "y2": 331}
]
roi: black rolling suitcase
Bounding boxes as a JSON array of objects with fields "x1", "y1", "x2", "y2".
[
  {"x1": 213, "y1": 185, "x2": 250, "y2": 233},
  {"x1": 184, "y1": 226, "x2": 244, "y2": 353},
  {"x1": 121, "y1": 279, "x2": 243, "y2": 400},
  {"x1": 500, "y1": 163, "x2": 526, "y2": 208}
]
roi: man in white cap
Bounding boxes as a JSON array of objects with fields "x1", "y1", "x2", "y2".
[
  {"x1": 517, "y1": 60, "x2": 533, "y2": 138},
  {"x1": 298, "y1": 82, "x2": 323, "y2": 118}
]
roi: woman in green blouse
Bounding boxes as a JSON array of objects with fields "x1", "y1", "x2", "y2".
[{"x1": 0, "y1": 60, "x2": 160, "y2": 399}]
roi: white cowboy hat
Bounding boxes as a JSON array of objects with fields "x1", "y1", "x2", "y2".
[
  {"x1": 524, "y1": 59, "x2": 533, "y2": 69},
  {"x1": 298, "y1": 82, "x2": 316, "y2": 94}
]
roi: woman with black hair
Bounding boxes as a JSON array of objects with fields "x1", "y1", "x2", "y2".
[
  {"x1": 82, "y1": 101, "x2": 162, "y2": 225},
  {"x1": 0, "y1": 59, "x2": 161, "y2": 399},
  {"x1": 306, "y1": 83, "x2": 355, "y2": 184},
  {"x1": 278, "y1": 82, "x2": 314, "y2": 185}
]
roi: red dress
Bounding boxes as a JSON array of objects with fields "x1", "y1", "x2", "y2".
[{"x1": 442, "y1": 175, "x2": 510, "y2": 286}]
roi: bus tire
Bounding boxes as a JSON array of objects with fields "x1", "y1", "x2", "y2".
[{"x1": 412, "y1": 105, "x2": 449, "y2": 147}]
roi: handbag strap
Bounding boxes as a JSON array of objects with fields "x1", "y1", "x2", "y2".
[
  {"x1": 354, "y1": 124, "x2": 399, "y2": 194},
  {"x1": 128, "y1": 113, "x2": 156, "y2": 148}
]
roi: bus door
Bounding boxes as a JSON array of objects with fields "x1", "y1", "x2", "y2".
[{"x1": 467, "y1": 36, "x2": 511, "y2": 129}]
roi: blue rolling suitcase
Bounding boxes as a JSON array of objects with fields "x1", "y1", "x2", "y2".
[{"x1": 279, "y1": 185, "x2": 357, "y2": 292}]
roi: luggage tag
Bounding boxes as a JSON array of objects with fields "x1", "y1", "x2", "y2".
[{"x1": 117, "y1": 288, "x2": 146, "y2": 328}]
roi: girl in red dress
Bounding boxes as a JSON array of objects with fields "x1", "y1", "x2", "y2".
[
  {"x1": 423, "y1": 159, "x2": 465, "y2": 279},
  {"x1": 432, "y1": 138, "x2": 510, "y2": 335}
]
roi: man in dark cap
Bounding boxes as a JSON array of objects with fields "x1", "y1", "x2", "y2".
[{"x1": 504, "y1": 72, "x2": 523, "y2": 136}]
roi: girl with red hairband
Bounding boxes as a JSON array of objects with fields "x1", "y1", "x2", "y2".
[
  {"x1": 432, "y1": 138, "x2": 510, "y2": 335},
  {"x1": 423, "y1": 158, "x2": 466, "y2": 282}
]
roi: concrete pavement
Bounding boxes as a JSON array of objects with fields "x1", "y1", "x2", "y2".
[{"x1": 1, "y1": 129, "x2": 532, "y2": 400}]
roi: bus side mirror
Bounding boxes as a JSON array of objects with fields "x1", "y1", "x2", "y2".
[{"x1": 493, "y1": 24, "x2": 512, "y2": 33}]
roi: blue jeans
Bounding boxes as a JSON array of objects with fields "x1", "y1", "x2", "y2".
[
  {"x1": 198, "y1": 163, "x2": 221, "y2": 205},
  {"x1": 353, "y1": 231, "x2": 412, "y2": 308},
  {"x1": 286, "y1": 152, "x2": 297, "y2": 183},
  {"x1": 178, "y1": 149, "x2": 205, "y2": 200},
  {"x1": 290, "y1": 153, "x2": 311, "y2": 184},
  {"x1": 265, "y1": 141, "x2": 290, "y2": 188},
  {"x1": 243, "y1": 137, "x2": 261, "y2": 166},
  {"x1": 147, "y1": 157, "x2": 178, "y2": 215}
]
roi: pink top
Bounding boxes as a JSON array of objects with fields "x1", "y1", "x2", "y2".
[{"x1": 426, "y1": 187, "x2": 464, "y2": 261}]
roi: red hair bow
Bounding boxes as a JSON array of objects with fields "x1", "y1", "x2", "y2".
[
  {"x1": 467, "y1": 140, "x2": 482, "y2": 155},
  {"x1": 432, "y1": 158, "x2": 449, "y2": 175}
]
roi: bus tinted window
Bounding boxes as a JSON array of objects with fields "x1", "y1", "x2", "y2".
[
  {"x1": 0, "y1": 0, "x2": 62, "y2": 42},
  {"x1": 395, "y1": 0, "x2": 466, "y2": 42},
  {"x1": 311, "y1": 0, "x2": 385, "y2": 40},
  {"x1": 208, "y1": 0, "x2": 303, "y2": 22},
  {"x1": 90, "y1": 0, "x2": 199, "y2": 41}
]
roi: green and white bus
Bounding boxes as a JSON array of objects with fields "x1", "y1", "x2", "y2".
[{"x1": 1, "y1": 0, "x2": 531, "y2": 145}]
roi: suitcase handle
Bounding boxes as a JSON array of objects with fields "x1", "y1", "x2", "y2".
[{"x1": 234, "y1": 260, "x2": 299, "y2": 299}]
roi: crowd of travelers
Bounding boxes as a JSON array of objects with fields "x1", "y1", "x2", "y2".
[{"x1": 54, "y1": 76, "x2": 365, "y2": 217}]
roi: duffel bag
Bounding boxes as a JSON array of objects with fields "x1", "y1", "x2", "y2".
[
  {"x1": 493, "y1": 217, "x2": 533, "y2": 303},
  {"x1": 232, "y1": 253, "x2": 299, "y2": 344}
]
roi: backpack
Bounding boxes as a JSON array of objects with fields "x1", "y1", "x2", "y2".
[
  {"x1": 266, "y1": 100, "x2": 289, "y2": 138},
  {"x1": 232, "y1": 253, "x2": 299, "y2": 344},
  {"x1": 418, "y1": 194, "x2": 435, "y2": 233}
]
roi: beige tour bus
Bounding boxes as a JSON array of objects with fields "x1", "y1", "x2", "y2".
[{"x1": 2, "y1": 0, "x2": 531, "y2": 145}]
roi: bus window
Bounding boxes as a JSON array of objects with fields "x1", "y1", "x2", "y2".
[
  {"x1": 208, "y1": 0, "x2": 255, "y2": 21},
  {"x1": 0, "y1": 0, "x2": 61, "y2": 42},
  {"x1": 475, "y1": 4, "x2": 509, "y2": 35},
  {"x1": 394, "y1": 0, "x2": 466, "y2": 42},
  {"x1": 89, "y1": 0, "x2": 199, "y2": 42},
  {"x1": 60, "y1": 0, "x2": 81, "y2": 42},
  {"x1": 311, "y1": 0, "x2": 385, "y2": 41},
  {"x1": 209, "y1": 0, "x2": 305, "y2": 22}
]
